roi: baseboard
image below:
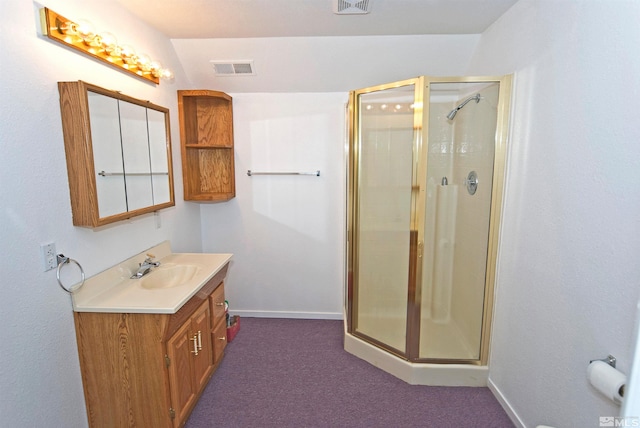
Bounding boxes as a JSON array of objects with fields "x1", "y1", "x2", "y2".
[
  {"x1": 487, "y1": 377, "x2": 526, "y2": 428},
  {"x1": 231, "y1": 309, "x2": 343, "y2": 320}
]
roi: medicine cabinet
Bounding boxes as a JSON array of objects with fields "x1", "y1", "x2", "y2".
[{"x1": 58, "y1": 81, "x2": 175, "y2": 227}]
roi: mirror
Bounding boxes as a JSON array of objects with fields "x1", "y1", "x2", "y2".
[{"x1": 58, "y1": 81, "x2": 174, "y2": 227}]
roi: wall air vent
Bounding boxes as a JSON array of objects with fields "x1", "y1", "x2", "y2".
[
  {"x1": 210, "y1": 60, "x2": 255, "y2": 76},
  {"x1": 333, "y1": 0, "x2": 372, "y2": 14}
]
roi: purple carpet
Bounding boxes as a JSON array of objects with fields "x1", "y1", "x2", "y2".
[{"x1": 186, "y1": 317, "x2": 514, "y2": 428}]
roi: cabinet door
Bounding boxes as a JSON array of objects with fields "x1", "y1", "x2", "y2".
[
  {"x1": 119, "y1": 99, "x2": 154, "y2": 211},
  {"x1": 166, "y1": 301, "x2": 214, "y2": 427},
  {"x1": 191, "y1": 302, "x2": 214, "y2": 389},
  {"x1": 88, "y1": 91, "x2": 127, "y2": 217},
  {"x1": 166, "y1": 320, "x2": 196, "y2": 427},
  {"x1": 148, "y1": 108, "x2": 172, "y2": 205}
]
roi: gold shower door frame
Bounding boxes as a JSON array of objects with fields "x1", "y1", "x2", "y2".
[{"x1": 346, "y1": 75, "x2": 512, "y2": 365}]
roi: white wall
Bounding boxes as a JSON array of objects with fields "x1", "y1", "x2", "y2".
[
  {"x1": 0, "y1": 1, "x2": 202, "y2": 426},
  {"x1": 199, "y1": 93, "x2": 347, "y2": 319},
  {"x1": 466, "y1": 1, "x2": 640, "y2": 427}
]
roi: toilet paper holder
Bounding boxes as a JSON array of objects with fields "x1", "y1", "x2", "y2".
[
  {"x1": 590, "y1": 354, "x2": 616, "y2": 368},
  {"x1": 588, "y1": 354, "x2": 625, "y2": 403}
]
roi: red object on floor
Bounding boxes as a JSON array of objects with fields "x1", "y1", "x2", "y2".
[{"x1": 227, "y1": 316, "x2": 240, "y2": 342}]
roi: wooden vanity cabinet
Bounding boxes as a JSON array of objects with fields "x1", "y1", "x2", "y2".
[
  {"x1": 177, "y1": 90, "x2": 235, "y2": 202},
  {"x1": 74, "y1": 267, "x2": 228, "y2": 428}
]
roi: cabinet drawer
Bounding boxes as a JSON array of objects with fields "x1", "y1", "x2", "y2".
[
  {"x1": 210, "y1": 282, "x2": 226, "y2": 329},
  {"x1": 212, "y1": 319, "x2": 227, "y2": 363}
]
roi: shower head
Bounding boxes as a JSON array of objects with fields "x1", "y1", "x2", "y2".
[{"x1": 446, "y1": 93, "x2": 481, "y2": 120}]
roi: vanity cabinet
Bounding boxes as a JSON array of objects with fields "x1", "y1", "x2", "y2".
[
  {"x1": 177, "y1": 90, "x2": 235, "y2": 202},
  {"x1": 74, "y1": 269, "x2": 228, "y2": 428},
  {"x1": 58, "y1": 81, "x2": 175, "y2": 227}
]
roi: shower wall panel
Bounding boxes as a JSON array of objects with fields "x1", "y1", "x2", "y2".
[{"x1": 421, "y1": 101, "x2": 454, "y2": 321}]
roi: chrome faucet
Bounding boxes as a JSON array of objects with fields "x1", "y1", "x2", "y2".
[{"x1": 131, "y1": 253, "x2": 161, "y2": 279}]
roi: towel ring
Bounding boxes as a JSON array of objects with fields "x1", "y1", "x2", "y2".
[{"x1": 56, "y1": 254, "x2": 85, "y2": 293}]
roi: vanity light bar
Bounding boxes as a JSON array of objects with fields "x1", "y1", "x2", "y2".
[{"x1": 39, "y1": 7, "x2": 173, "y2": 84}]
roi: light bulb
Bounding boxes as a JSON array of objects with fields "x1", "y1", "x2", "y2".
[
  {"x1": 136, "y1": 53, "x2": 151, "y2": 72},
  {"x1": 99, "y1": 32, "x2": 118, "y2": 55},
  {"x1": 120, "y1": 45, "x2": 137, "y2": 65},
  {"x1": 75, "y1": 19, "x2": 96, "y2": 43},
  {"x1": 60, "y1": 21, "x2": 76, "y2": 35},
  {"x1": 160, "y1": 68, "x2": 174, "y2": 81},
  {"x1": 150, "y1": 60, "x2": 163, "y2": 77}
]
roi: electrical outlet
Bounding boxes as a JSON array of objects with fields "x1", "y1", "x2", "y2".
[{"x1": 41, "y1": 242, "x2": 56, "y2": 271}]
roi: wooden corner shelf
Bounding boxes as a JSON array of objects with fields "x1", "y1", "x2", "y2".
[{"x1": 178, "y1": 90, "x2": 236, "y2": 202}]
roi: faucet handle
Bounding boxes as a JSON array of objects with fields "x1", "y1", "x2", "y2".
[
  {"x1": 142, "y1": 253, "x2": 160, "y2": 267},
  {"x1": 142, "y1": 253, "x2": 155, "y2": 263}
]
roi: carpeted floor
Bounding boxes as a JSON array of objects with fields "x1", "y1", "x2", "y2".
[{"x1": 186, "y1": 317, "x2": 514, "y2": 428}]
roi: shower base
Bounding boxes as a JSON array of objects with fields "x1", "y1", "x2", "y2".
[{"x1": 344, "y1": 332, "x2": 488, "y2": 386}]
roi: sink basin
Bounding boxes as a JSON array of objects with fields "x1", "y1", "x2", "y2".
[{"x1": 139, "y1": 264, "x2": 200, "y2": 289}]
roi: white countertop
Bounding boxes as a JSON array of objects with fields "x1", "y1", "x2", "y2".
[{"x1": 71, "y1": 241, "x2": 232, "y2": 314}]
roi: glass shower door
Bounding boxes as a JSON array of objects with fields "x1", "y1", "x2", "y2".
[{"x1": 349, "y1": 79, "x2": 420, "y2": 355}]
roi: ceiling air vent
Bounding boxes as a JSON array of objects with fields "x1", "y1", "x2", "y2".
[
  {"x1": 210, "y1": 60, "x2": 255, "y2": 76},
  {"x1": 333, "y1": 0, "x2": 372, "y2": 14}
]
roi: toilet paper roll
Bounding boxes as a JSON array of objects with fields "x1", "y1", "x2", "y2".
[{"x1": 587, "y1": 360, "x2": 626, "y2": 404}]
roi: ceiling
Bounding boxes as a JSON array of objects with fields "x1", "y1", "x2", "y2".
[
  {"x1": 111, "y1": 0, "x2": 519, "y2": 92},
  {"x1": 115, "y1": 0, "x2": 519, "y2": 39}
]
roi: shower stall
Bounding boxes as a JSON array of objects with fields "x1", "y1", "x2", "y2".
[{"x1": 345, "y1": 75, "x2": 512, "y2": 385}]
